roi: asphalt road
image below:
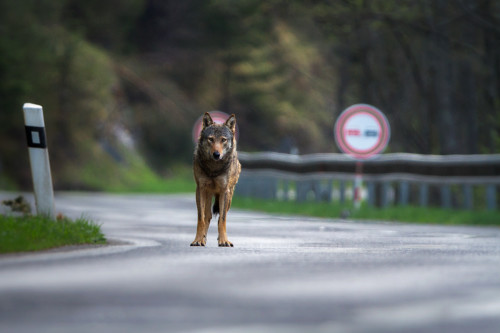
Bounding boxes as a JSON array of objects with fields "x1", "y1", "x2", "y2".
[{"x1": 0, "y1": 192, "x2": 499, "y2": 333}]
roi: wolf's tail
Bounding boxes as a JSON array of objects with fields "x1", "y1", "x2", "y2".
[{"x1": 213, "y1": 197, "x2": 220, "y2": 215}]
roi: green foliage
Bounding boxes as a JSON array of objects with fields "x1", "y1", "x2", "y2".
[
  {"x1": 0, "y1": 214, "x2": 106, "y2": 254},
  {"x1": 233, "y1": 197, "x2": 500, "y2": 227},
  {"x1": 62, "y1": 0, "x2": 145, "y2": 52},
  {"x1": 0, "y1": 0, "x2": 119, "y2": 188},
  {"x1": 1, "y1": 1, "x2": 499, "y2": 191},
  {"x1": 77, "y1": 144, "x2": 195, "y2": 193}
]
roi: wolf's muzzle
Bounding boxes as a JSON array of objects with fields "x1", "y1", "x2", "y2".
[{"x1": 213, "y1": 151, "x2": 221, "y2": 160}]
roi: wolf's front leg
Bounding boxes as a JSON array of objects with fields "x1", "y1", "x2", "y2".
[
  {"x1": 217, "y1": 191, "x2": 233, "y2": 247},
  {"x1": 191, "y1": 188, "x2": 210, "y2": 246}
]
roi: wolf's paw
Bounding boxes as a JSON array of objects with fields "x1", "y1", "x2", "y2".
[
  {"x1": 190, "y1": 240, "x2": 206, "y2": 246},
  {"x1": 218, "y1": 240, "x2": 233, "y2": 247}
]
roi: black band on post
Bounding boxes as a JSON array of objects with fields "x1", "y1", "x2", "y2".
[{"x1": 25, "y1": 126, "x2": 47, "y2": 149}]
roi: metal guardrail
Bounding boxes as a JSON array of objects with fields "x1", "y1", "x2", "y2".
[{"x1": 236, "y1": 152, "x2": 500, "y2": 210}]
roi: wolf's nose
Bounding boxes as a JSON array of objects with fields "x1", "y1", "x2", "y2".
[{"x1": 213, "y1": 151, "x2": 220, "y2": 160}]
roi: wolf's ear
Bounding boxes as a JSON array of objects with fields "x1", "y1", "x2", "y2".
[
  {"x1": 202, "y1": 112, "x2": 214, "y2": 128},
  {"x1": 225, "y1": 114, "x2": 236, "y2": 133}
]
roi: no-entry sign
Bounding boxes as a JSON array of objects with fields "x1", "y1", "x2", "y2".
[
  {"x1": 192, "y1": 111, "x2": 239, "y2": 143},
  {"x1": 334, "y1": 104, "x2": 390, "y2": 160}
]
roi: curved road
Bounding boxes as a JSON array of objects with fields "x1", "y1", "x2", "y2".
[{"x1": 1, "y1": 192, "x2": 499, "y2": 333}]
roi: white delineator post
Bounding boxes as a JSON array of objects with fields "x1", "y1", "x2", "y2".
[{"x1": 23, "y1": 103, "x2": 56, "y2": 219}]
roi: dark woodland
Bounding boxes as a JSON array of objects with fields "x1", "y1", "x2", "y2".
[{"x1": 0, "y1": 0, "x2": 499, "y2": 189}]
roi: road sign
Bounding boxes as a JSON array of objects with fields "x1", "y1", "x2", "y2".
[
  {"x1": 334, "y1": 104, "x2": 390, "y2": 160},
  {"x1": 192, "y1": 111, "x2": 239, "y2": 143},
  {"x1": 334, "y1": 104, "x2": 390, "y2": 208}
]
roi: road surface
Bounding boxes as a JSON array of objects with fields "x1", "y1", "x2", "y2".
[{"x1": 1, "y1": 192, "x2": 499, "y2": 333}]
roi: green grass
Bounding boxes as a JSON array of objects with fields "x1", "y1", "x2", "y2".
[
  {"x1": 0, "y1": 214, "x2": 107, "y2": 254},
  {"x1": 232, "y1": 197, "x2": 500, "y2": 227}
]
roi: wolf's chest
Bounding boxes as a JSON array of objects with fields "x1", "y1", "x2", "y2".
[{"x1": 198, "y1": 175, "x2": 228, "y2": 194}]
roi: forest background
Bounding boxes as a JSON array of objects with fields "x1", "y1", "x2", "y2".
[{"x1": 1, "y1": 0, "x2": 499, "y2": 191}]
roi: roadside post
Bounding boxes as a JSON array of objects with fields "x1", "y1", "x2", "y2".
[
  {"x1": 334, "y1": 104, "x2": 390, "y2": 209},
  {"x1": 23, "y1": 103, "x2": 56, "y2": 219}
]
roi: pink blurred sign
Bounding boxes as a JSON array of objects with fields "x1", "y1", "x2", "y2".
[{"x1": 192, "y1": 111, "x2": 239, "y2": 143}]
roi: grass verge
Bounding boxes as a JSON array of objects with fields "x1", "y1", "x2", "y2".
[
  {"x1": 233, "y1": 197, "x2": 500, "y2": 227},
  {"x1": 0, "y1": 214, "x2": 107, "y2": 254}
]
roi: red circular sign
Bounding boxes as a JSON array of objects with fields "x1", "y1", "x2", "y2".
[
  {"x1": 334, "y1": 104, "x2": 390, "y2": 160},
  {"x1": 192, "y1": 111, "x2": 239, "y2": 143}
]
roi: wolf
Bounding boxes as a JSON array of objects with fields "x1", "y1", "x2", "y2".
[{"x1": 191, "y1": 112, "x2": 241, "y2": 247}]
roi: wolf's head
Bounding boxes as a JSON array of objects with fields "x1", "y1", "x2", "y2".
[{"x1": 199, "y1": 112, "x2": 237, "y2": 161}]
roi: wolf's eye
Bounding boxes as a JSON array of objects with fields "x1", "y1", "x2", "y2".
[
  {"x1": 208, "y1": 137, "x2": 214, "y2": 143},
  {"x1": 221, "y1": 137, "x2": 227, "y2": 143}
]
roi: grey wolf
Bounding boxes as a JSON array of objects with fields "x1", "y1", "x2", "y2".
[{"x1": 191, "y1": 112, "x2": 241, "y2": 247}]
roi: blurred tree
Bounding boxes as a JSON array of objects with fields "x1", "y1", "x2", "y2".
[
  {"x1": 1, "y1": 0, "x2": 499, "y2": 190},
  {"x1": 62, "y1": 0, "x2": 145, "y2": 52},
  {"x1": 0, "y1": 0, "x2": 120, "y2": 189},
  {"x1": 307, "y1": 0, "x2": 500, "y2": 154}
]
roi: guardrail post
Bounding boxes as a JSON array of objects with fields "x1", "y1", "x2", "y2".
[
  {"x1": 296, "y1": 180, "x2": 307, "y2": 202},
  {"x1": 282, "y1": 180, "x2": 289, "y2": 201},
  {"x1": 235, "y1": 173, "x2": 249, "y2": 197},
  {"x1": 325, "y1": 180, "x2": 333, "y2": 202},
  {"x1": 367, "y1": 181, "x2": 375, "y2": 206},
  {"x1": 398, "y1": 181, "x2": 409, "y2": 206},
  {"x1": 486, "y1": 185, "x2": 496, "y2": 210},
  {"x1": 267, "y1": 177, "x2": 278, "y2": 199},
  {"x1": 463, "y1": 184, "x2": 473, "y2": 210},
  {"x1": 23, "y1": 103, "x2": 56, "y2": 219},
  {"x1": 441, "y1": 185, "x2": 452, "y2": 209},
  {"x1": 339, "y1": 180, "x2": 346, "y2": 204},
  {"x1": 313, "y1": 180, "x2": 320, "y2": 202},
  {"x1": 419, "y1": 183, "x2": 429, "y2": 207},
  {"x1": 381, "y1": 182, "x2": 390, "y2": 207}
]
